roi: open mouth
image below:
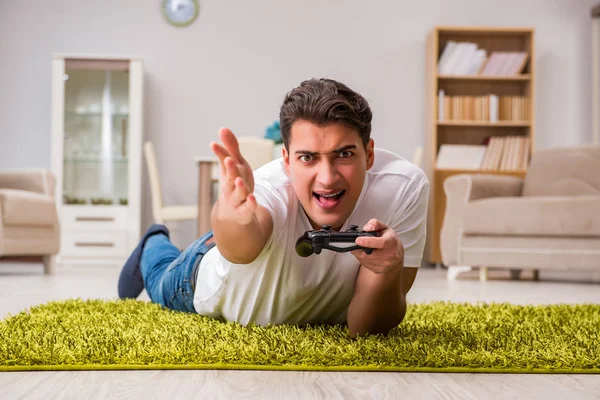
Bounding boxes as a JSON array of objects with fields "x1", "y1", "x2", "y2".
[{"x1": 313, "y1": 190, "x2": 346, "y2": 210}]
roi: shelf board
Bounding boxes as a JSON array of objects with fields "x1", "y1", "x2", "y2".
[
  {"x1": 437, "y1": 121, "x2": 531, "y2": 127},
  {"x1": 64, "y1": 157, "x2": 128, "y2": 163},
  {"x1": 437, "y1": 74, "x2": 531, "y2": 81},
  {"x1": 435, "y1": 26, "x2": 534, "y2": 35},
  {"x1": 62, "y1": 203, "x2": 128, "y2": 207},
  {"x1": 65, "y1": 112, "x2": 129, "y2": 118},
  {"x1": 435, "y1": 168, "x2": 527, "y2": 175}
]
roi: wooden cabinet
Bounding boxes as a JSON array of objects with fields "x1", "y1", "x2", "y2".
[
  {"x1": 50, "y1": 55, "x2": 143, "y2": 267},
  {"x1": 424, "y1": 27, "x2": 536, "y2": 264}
]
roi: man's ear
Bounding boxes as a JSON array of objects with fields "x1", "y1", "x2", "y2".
[
  {"x1": 366, "y1": 139, "x2": 375, "y2": 170},
  {"x1": 283, "y1": 145, "x2": 291, "y2": 175}
]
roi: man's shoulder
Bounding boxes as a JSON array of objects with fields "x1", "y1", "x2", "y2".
[
  {"x1": 371, "y1": 148, "x2": 429, "y2": 189},
  {"x1": 253, "y1": 158, "x2": 290, "y2": 187},
  {"x1": 366, "y1": 149, "x2": 430, "y2": 232},
  {"x1": 252, "y1": 158, "x2": 294, "y2": 209}
]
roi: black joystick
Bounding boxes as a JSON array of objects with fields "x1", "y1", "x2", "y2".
[{"x1": 295, "y1": 224, "x2": 379, "y2": 257}]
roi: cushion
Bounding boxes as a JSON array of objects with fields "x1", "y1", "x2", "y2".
[
  {"x1": 462, "y1": 195, "x2": 600, "y2": 237},
  {"x1": 0, "y1": 189, "x2": 57, "y2": 227},
  {"x1": 523, "y1": 146, "x2": 600, "y2": 197}
]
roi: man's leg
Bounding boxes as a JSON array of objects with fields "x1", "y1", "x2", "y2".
[
  {"x1": 141, "y1": 231, "x2": 215, "y2": 313},
  {"x1": 118, "y1": 224, "x2": 171, "y2": 299}
]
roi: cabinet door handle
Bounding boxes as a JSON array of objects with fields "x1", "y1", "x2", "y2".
[
  {"x1": 75, "y1": 242, "x2": 115, "y2": 247},
  {"x1": 75, "y1": 216, "x2": 115, "y2": 222}
]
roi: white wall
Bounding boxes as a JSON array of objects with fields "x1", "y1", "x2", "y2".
[{"x1": 0, "y1": 0, "x2": 596, "y2": 243}]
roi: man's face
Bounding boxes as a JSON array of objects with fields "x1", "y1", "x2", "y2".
[{"x1": 283, "y1": 120, "x2": 375, "y2": 231}]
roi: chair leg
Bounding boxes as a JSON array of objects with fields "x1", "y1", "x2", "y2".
[
  {"x1": 479, "y1": 266, "x2": 488, "y2": 282},
  {"x1": 447, "y1": 265, "x2": 472, "y2": 281},
  {"x1": 43, "y1": 255, "x2": 56, "y2": 275},
  {"x1": 510, "y1": 269, "x2": 522, "y2": 280}
]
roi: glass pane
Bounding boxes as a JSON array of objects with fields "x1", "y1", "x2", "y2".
[{"x1": 62, "y1": 65, "x2": 129, "y2": 206}]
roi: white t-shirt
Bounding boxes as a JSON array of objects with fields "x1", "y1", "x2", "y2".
[{"x1": 193, "y1": 148, "x2": 430, "y2": 326}]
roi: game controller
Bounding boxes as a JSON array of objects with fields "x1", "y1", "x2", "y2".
[{"x1": 295, "y1": 224, "x2": 379, "y2": 257}]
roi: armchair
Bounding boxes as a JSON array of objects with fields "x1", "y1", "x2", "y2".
[
  {"x1": 0, "y1": 169, "x2": 60, "y2": 274},
  {"x1": 440, "y1": 145, "x2": 600, "y2": 281}
]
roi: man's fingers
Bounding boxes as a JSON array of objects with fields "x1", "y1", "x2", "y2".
[
  {"x1": 239, "y1": 193, "x2": 258, "y2": 217},
  {"x1": 355, "y1": 236, "x2": 385, "y2": 249},
  {"x1": 210, "y1": 141, "x2": 230, "y2": 177},
  {"x1": 219, "y1": 128, "x2": 245, "y2": 163},
  {"x1": 217, "y1": 157, "x2": 239, "y2": 198},
  {"x1": 229, "y1": 176, "x2": 249, "y2": 206},
  {"x1": 211, "y1": 141, "x2": 231, "y2": 161},
  {"x1": 231, "y1": 193, "x2": 257, "y2": 225},
  {"x1": 212, "y1": 128, "x2": 246, "y2": 175},
  {"x1": 224, "y1": 157, "x2": 241, "y2": 185},
  {"x1": 363, "y1": 218, "x2": 387, "y2": 232}
]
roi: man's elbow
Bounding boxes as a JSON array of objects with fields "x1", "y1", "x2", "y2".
[
  {"x1": 348, "y1": 315, "x2": 405, "y2": 338},
  {"x1": 219, "y1": 248, "x2": 261, "y2": 265}
]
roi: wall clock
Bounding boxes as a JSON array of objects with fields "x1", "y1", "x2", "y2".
[{"x1": 162, "y1": 0, "x2": 199, "y2": 27}]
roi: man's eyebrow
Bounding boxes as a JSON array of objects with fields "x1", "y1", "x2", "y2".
[{"x1": 294, "y1": 144, "x2": 358, "y2": 156}]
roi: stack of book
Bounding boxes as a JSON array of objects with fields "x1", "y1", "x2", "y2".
[
  {"x1": 437, "y1": 92, "x2": 529, "y2": 122},
  {"x1": 435, "y1": 136, "x2": 530, "y2": 171},
  {"x1": 480, "y1": 136, "x2": 530, "y2": 171},
  {"x1": 438, "y1": 41, "x2": 529, "y2": 76}
]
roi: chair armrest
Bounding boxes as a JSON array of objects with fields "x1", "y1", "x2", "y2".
[
  {"x1": 440, "y1": 174, "x2": 524, "y2": 266},
  {"x1": 0, "y1": 169, "x2": 56, "y2": 197},
  {"x1": 0, "y1": 189, "x2": 59, "y2": 227},
  {"x1": 449, "y1": 174, "x2": 524, "y2": 202}
]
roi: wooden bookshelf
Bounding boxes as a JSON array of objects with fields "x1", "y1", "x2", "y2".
[
  {"x1": 434, "y1": 168, "x2": 528, "y2": 174},
  {"x1": 438, "y1": 74, "x2": 531, "y2": 82},
  {"x1": 424, "y1": 26, "x2": 535, "y2": 265},
  {"x1": 437, "y1": 121, "x2": 531, "y2": 127}
]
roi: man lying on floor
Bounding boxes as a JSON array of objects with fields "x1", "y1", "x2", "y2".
[{"x1": 118, "y1": 78, "x2": 430, "y2": 337}]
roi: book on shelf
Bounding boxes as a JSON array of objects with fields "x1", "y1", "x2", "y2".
[
  {"x1": 436, "y1": 136, "x2": 530, "y2": 171},
  {"x1": 437, "y1": 41, "x2": 528, "y2": 76},
  {"x1": 437, "y1": 91, "x2": 529, "y2": 122},
  {"x1": 480, "y1": 51, "x2": 528, "y2": 76},
  {"x1": 435, "y1": 144, "x2": 487, "y2": 170}
]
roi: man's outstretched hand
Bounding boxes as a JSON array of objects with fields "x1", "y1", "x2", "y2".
[
  {"x1": 210, "y1": 128, "x2": 257, "y2": 225},
  {"x1": 351, "y1": 219, "x2": 404, "y2": 274},
  {"x1": 209, "y1": 128, "x2": 274, "y2": 264}
]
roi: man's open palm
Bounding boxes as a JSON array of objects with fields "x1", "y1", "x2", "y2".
[{"x1": 210, "y1": 128, "x2": 257, "y2": 225}]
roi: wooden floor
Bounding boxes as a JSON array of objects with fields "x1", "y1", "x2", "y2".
[{"x1": 1, "y1": 263, "x2": 599, "y2": 399}]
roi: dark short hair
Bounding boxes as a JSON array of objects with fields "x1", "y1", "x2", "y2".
[{"x1": 279, "y1": 78, "x2": 372, "y2": 149}]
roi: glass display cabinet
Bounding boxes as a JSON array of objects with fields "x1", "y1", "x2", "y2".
[{"x1": 51, "y1": 55, "x2": 143, "y2": 267}]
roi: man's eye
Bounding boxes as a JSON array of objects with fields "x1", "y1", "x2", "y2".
[
  {"x1": 339, "y1": 150, "x2": 354, "y2": 158},
  {"x1": 299, "y1": 155, "x2": 313, "y2": 163}
]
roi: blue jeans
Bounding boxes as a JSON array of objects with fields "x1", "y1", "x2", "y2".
[{"x1": 140, "y1": 231, "x2": 216, "y2": 313}]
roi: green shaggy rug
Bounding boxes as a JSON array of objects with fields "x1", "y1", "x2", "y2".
[{"x1": 1, "y1": 299, "x2": 599, "y2": 373}]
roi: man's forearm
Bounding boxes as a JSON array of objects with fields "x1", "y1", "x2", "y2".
[
  {"x1": 211, "y1": 201, "x2": 271, "y2": 264},
  {"x1": 347, "y1": 265, "x2": 406, "y2": 337}
]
